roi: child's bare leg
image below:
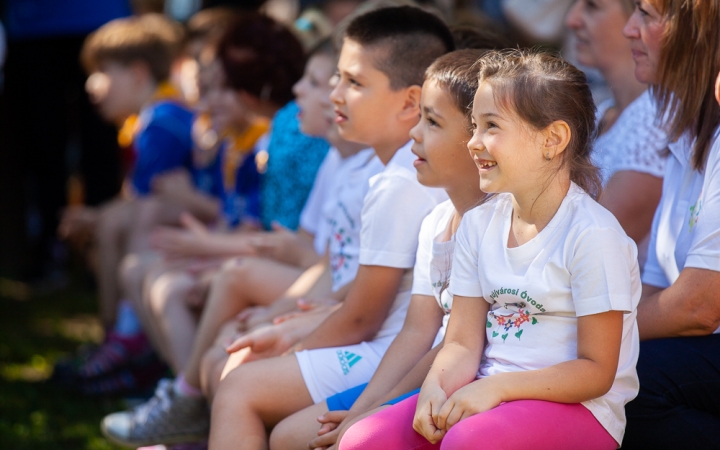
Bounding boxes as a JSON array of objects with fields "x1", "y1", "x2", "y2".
[
  {"x1": 181, "y1": 257, "x2": 303, "y2": 388},
  {"x1": 146, "y1": 269, "x2": 200, "y2": 372},
  {"x1": 95, "y1": 200, "x2": 135, "y2": 328},
  {"x1": 209, "y1": 355, "x2": 314, "y2": 450},
  {"x1": 118, "y1": 253, "x2": 168, "y2": 355},
  {"x1": 269, "y1": 401, "x2": 330, "y2": 450},
  {"x1": 199, "y1": 320, "x2": 238, "y2": 401}
]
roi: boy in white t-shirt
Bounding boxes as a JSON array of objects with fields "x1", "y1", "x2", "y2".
[{"x1": 207, "y1": 7, "x2": 454, "y2": 449}]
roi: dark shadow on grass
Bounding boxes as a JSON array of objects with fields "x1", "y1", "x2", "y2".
[{"x1": 0, "y1": 273, "x2": 125, "y2": 449}]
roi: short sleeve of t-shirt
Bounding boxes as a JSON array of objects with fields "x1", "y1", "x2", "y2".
[
  {"x1": 684, "y1": 137, "x2": 720, "y2": 273},
  {"x1": 449, "y1": 205, "x2": 487, "y2": 299},
  {"x1": 132, "y1": 103, "x2": 193, "y2": 195},
  {"x1": 300, "y1": 148, "x2": 341, "y2": 253},
  {"x1": 570, "y1": 228, "x2": 639, "y2": 316},
  {"x1": 358, "y1": 174, "x2": 440, "y2": 269},
  {"x1": 412, "y1": 204, "x2": 442, "y2": 297}
]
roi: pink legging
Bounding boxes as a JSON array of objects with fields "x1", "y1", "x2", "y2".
[{"x1": 339, "y1": 394, "x2": 618, "y2": 450}]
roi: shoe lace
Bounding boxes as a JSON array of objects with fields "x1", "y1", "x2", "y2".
[{"x1": 132, "y1": 378, "x2": 175, "y2": 429}]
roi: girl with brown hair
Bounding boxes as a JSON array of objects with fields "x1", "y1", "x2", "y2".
[{"x1": 341, "y1": 49, "x2": 641, "y2": 450}]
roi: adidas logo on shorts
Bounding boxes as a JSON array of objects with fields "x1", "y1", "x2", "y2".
[{"x1": 336, "y1": 350, "x2": 362, "y2": 375}]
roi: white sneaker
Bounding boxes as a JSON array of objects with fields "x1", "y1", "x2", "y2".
[{"x1": 101, "y1": 379, "x2": 209, "y2": 448}]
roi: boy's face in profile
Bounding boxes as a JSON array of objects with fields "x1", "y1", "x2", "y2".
[
  {"x1": 85, "y1": 61, "x2": 141, "y2": 124},
  {"x1": 330, "y1": 38, "x2": 408, "y2": 146}
]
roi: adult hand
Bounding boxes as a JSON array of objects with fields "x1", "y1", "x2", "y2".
[
  {"x1": 413, "y1": 383, "x2": 448, "y2": 444},
  {"x1": 434, "y1": 377, "x2": 503, "y2": 432}
]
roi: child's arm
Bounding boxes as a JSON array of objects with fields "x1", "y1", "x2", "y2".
[
  {"x1": 433, "y1": 309, "x2": 623, "y2": 433},
  {"x1": 150, "y1": 213, "x2": 258, "y2": 258},
  {"x1": 151, "y1": 170, "x2": 220, "y2": 222},
  {"x1": 345, "y1": 296, "x2": 443, "y2": 411},
  {"x1": 248, "y1": 223, "x2": 320, "y2": 269},
  {"x1": 292, "y1": 264, "x2": 406, "y2": 350},
  {"x1": 413, "y1": 295, "x2": 488, "y2": 443}
]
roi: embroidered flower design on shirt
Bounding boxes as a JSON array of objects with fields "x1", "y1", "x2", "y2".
[
  {"x1": 689, "y1": 193, "x2": 702, "y2": 231},
  {"x1": 487, "y1": 302, "x2": 539, "y2": 342},
  {"x1": 330, "y1": 222, "x2": 353, "y2": 283}
]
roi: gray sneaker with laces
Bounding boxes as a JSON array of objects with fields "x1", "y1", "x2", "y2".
[{"x1": 101, "y1": 379, "x2": 210, "y2": 448}]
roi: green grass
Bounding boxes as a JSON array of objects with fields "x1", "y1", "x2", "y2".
[{"x1": 0, "y1": 275, "x2": 126, "y2": 449}]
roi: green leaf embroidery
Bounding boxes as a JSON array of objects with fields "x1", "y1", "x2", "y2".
[
  {"x1": 486, "y1": 320, "x2": 492, "y2": 328},
  {"x1": 531, "y1": 317, "x2": 538, "y2": 325},
  {"x1": 515, "y1": 329, "x2": 523, "y2": 339},
  {"x1": 492, "y1": 331, "x2": 498, "y2": 337},
  {"x1": 501, "y1": 333, "x2": 508, "y2": 342}
]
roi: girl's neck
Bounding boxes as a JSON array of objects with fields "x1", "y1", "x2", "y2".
[{"x1": 509, "y1": 174, "x2": 570, "y2": 246}]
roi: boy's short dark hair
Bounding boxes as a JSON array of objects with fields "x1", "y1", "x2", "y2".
[
  {"x1": 81, "y1": 14, "x2": 184, "y2": 82},
  {"x1": 344, "y1": 5, "x2": 455, "y2": 89},
  {"x1": 218, "y1": 12, "x2": 305, "y2": 107},
  {"x1": 186, "y1": 7, "x2": 239, "y2": 43}
]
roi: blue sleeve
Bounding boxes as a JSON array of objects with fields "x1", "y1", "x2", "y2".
[{"x1": 131, "y1": 107, "x2": 193, "y2": 195}]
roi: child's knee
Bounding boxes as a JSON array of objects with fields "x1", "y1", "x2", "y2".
[
  {"x1": 118, "y1": 253, "x2": 148, "y2": 295},
  {"x1": 268, "y1": 416, "x2": 297, "y2": 450},
  {"x1": 217, "y1": 257, "x2": 250, "y2": 288},
  {"x1": 147, "y1": 271, "x2": 194, "y2": 315}
]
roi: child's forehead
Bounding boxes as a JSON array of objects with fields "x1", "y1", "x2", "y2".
[
  {"x1": 97, "y1": 59, "x2": 134, "y2": 74},
  {"x1": 338, "y1": 38, "x2": 389, "y2": 79}
]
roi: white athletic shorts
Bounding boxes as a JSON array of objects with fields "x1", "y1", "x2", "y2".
[{"x1": 295, "y1": 335, "x2": 396, "y2": 403}]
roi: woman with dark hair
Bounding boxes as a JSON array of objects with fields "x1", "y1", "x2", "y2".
[{"x1": 621, "y1": 1, "x2": 720, "y2": 448}]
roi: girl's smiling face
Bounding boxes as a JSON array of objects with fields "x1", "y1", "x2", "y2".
[
  {"x1": 409, "y1": 79, "x2": 477, "y2": 189},
  {"x1": 622, "y1": 0, "x2": 666, "y2": 84},
  {"x1": 293, "y1": 54, "x2": 335, "y2": 137},
  {"x1": 468, "y1": 82, "x2": 548, "y2": 195}
]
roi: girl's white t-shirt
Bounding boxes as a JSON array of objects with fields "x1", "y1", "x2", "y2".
[
  {"x1": 360, "y1": 141, "x2": 448, "y2": 340},
  {"x1": 643, "y1": 130, "x2": 720, "y2": 296},
  {"x1": 411, "y1": 200, "x2": 456, "y2": 347},
  {"x1": 450, "y1": 183, "x2": 641, "y2": 445},
  {"x1": 593, "y1": 90, "x2": 668, "y2": 186},
  {"x1": 324, "y1": 148, "x2": 384, "y2": 291}
]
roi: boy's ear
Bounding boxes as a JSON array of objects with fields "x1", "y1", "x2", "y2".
[
  {"x1": 396, "y1": 84, "x2": 423, "y2": 122},
  {"x1": 542, "y1": 120, "x2": 571, "y2": 160}
]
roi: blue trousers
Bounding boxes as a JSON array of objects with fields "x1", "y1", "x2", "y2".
[{"x1": 623, "y1": 334, "x2": 720, "y2": 449}]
